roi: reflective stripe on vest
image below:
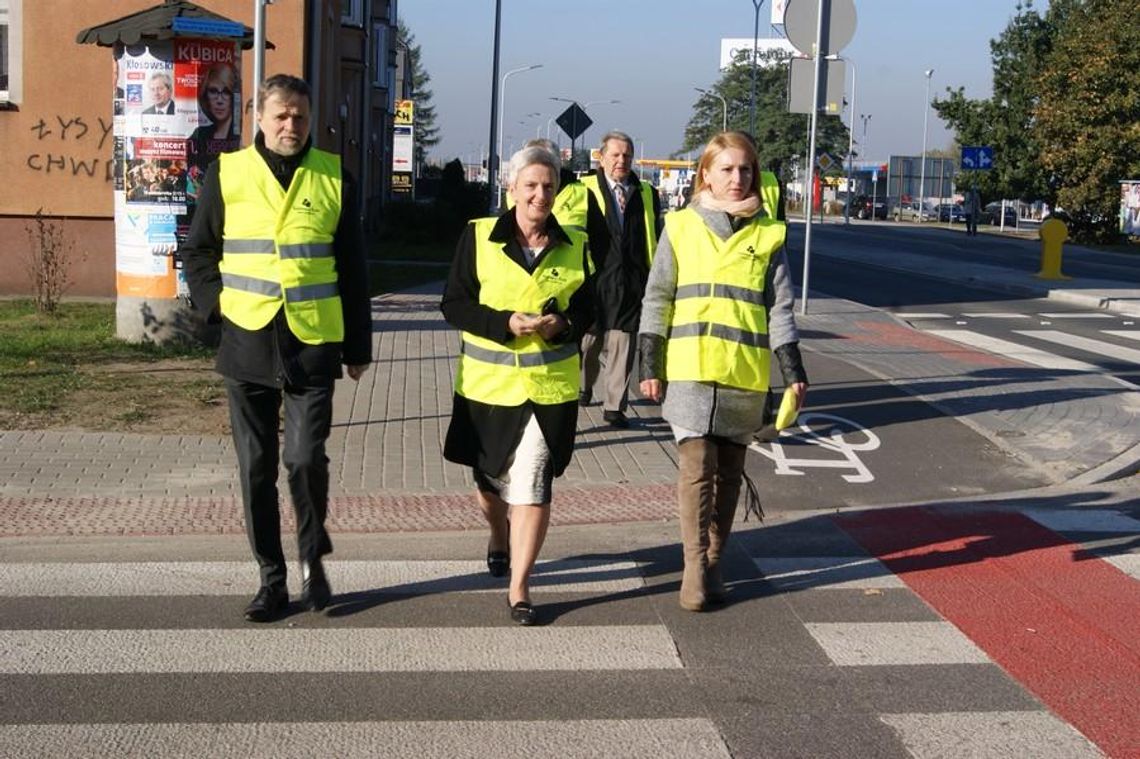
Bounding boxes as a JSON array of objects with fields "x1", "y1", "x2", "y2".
[
  {"x1": 455, "y1": 217, "x2": 588, "y2": 406},
  {"x1": 581, "y1": 174, "x2": 658, "y2": 267},
  {"x1": 218, "y1": 145, "x2": 343, "y2": 343},
  {"x1": 664, "y1": 172, "x2": 786, "y2": 392}
]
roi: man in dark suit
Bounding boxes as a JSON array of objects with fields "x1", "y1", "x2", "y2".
[
  {"x1": 579, "y1": 131, "x2": 664, "y2": 428},
  {"x1": 142, "y1": 72, "x2": 175, "y2": 115}
]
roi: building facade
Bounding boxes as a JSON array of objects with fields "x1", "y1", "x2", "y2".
[{"x1": 0, "y1": 0, "x2": 401, "y2": 297}]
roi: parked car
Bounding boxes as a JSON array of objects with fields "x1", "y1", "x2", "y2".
[
  {"x1": 852, "y1": 194, "x2": 889, "y2": 220},
  {"x1": 893, "y1": 200, "x2": 934, "y2": 222},
  {"x1": 980, "y1": 201, "x2": 1019, "y2": 226},
  {"x1": 936, "y1": 203, "x2": 966, "y2": 223}
]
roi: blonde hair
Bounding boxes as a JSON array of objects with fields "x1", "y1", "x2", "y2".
[{"x1": 690, "y1": 131, "x2": 761, "y2": 198}]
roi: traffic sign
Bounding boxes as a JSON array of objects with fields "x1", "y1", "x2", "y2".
[
  {"x1": 960, "y1": 146, "x2": 994, "y2": 171},
  {"x1": 788, "y1": 57, "x2": 845, "y2": 115},
  {"x1": 784, "y1": 0, "x2": 858, "y2": 57},
  {"x1": 555, "y1": 103, "x2": 592, "y2": 141},
  {"x1": 816, "y1": 152, "x2": 835, "y2": 172}
]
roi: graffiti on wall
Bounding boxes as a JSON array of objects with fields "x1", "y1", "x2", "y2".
[{"x1": 25, "y1": 115, "x2": 115, "y2": 182}]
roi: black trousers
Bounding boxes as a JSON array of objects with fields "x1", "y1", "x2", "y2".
[{"x1": 225, "y1": 378, "x2": 334, "y2": 588}]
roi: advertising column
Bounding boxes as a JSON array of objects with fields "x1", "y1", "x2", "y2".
[{"x1": 113, "y1": 36, "x2": 241, "y2": 342}]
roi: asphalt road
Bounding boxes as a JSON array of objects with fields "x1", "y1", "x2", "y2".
[{"x1": 745, "y1": 351, "x2": 1051, "y2": 512}]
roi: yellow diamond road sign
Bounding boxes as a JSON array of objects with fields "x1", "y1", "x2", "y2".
[{"x1": 816, "y1": 152, "x2": 835, "y2": 172}]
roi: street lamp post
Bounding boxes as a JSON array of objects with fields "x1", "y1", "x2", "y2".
[
  {"x1": 861, "y1": 113, "x2": 874, "y2": 210},
  {"x1": 749, "y1": 0, "x2": 765, "y2": 137},
  {"x1": 582, "y1": 98, "x2": 621, "y2": 158},
  {"x1": 694, "y1": 87, "x2": 727, "y2": 132},
  {"x1": 918, "y1": 68, "x2": 933, "y2": 222},
  {"x1": 495, "y1": 63, "x2": 543, "y2": 211},
  {"x1": 837, "y1": 56, "x2": 857, "y2": 225},
  {"x1": 252, "y1": 0, "x2": 275, "y2": 135}
]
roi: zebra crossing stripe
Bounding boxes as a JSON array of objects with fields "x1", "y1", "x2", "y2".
[
  {"x1": 1037, "y1": 312, "x2": 1115, "y2": 319},
  {"x1": 804, "y1": 621, "x2": 989, "y2": 666},
  {"x1": 0, "y1": 719, "x2": 731, "y2": 759},
  {"x1": 754, "y1": 556, "x2": 905, "y2": 590},
  {"x1": 0, "y1": 626, "x2": 683, "y2": 674},
  {"x1": 895, "y1": 312, "x2": 951, "y2": 319},
  {"x1": 1101, "y1": 329, "x2": 1140, "y2": 343},
  {"x1": 879, "y1": 711, "x2": 1102, "y2": 759},
  {"x1": 960, "y1": 312, "x2": 1031, "y2": 319},
  {"x1": 926, "y1": 330, "x2": 1102, "y2": 372},
  {"x1": 0, "y1": 559, "x2": 645, "y2": 597},
  {"x1": 1012, "y1": 329, "x2": 1140, "y2": 364},
  {"x1": 836, "y1": 507, "x2": 1140, "y2": 759}
]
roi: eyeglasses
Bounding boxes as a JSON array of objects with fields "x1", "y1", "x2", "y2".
[{"x1": 206, "y1": 87, "x2": 233, "y2": 98}]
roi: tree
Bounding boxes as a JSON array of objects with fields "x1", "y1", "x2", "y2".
[
  {"x1": 928, "y1": 0, "x2": 1140, "y2": 242},
  {"x1": 397, "y1": 20, "x2": 440, "y2": 168},
  {"x1": 681, "y1": 54, "x2": 850, "y2": 181},
  {"x1": 1034, "y1": 0, "x2": 1140, "y2": 241},
  {"x1": 932, "y1": 1, "x2": 1064, "y2": 202}
]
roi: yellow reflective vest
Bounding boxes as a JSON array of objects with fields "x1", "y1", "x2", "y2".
[
  {"x1": 581, "y1": 174, "x2": 658, "y2": 266},
  {"x1": 664, "y1": 171, "x2": 784, "y2": 392},
  {"x1": 218, "y1": 145, "x2": 344, "y2": 344},
  {"x1": 455, "y1": 218, "x2": 588, "y2": 406}
]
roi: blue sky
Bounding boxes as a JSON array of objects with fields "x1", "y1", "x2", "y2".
[{"x1": 400, "y1": 0, "x2": 1044, "y2": 165}]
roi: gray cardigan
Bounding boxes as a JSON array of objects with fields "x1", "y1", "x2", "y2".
[{"x1": 637, "y1": 198, "x2": 804, "y2": 439}]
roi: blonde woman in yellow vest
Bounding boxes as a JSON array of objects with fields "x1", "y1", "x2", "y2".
[
  {"x1": 638, "y1": 132, "x2": 808, "y2": 612},
  {"x1": 441, "y1": 146, "x2": 594, "y2": 626}
]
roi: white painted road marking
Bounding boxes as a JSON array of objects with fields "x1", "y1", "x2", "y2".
[
  {"x1": 926, "y1": 330, "x2": 1104, "y2": 373},
  {"x1": 1013, "y1": 330, "x2": 1140, "y2": 364},
  {"x1": 0, "y1": 626, "x2": 683, "y2": 673},
  {"x1": 804, "y1": 621, "x2": 990, "y2": 666},
  {"x1": 0, "y1": 720, "x2": 732, "y2": 759},
  {"x1": 0, "y1": 559, "x2": 645, "y2": 597}
]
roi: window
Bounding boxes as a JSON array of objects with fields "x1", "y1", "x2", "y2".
[
  {"x1": 0, "y1": 2, "x2": 10, "y2": 99},
  {"x1": 340, "y1": 0, "x2": 363, "y2": 27},
  {"x1": 371, "y1": 22, "x2": 388, "y2": 86},
  {"x1": 0, "y1": 0, "x2": 20, "y2": 104}
]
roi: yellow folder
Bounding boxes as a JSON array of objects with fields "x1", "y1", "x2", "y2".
[{"x1": 775, "y1": 388, "x2": 800, "y2": 430}]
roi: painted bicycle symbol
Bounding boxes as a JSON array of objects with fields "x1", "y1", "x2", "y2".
[{"x1": 749, "y1": 412, "x2": 880, "y2": 483}]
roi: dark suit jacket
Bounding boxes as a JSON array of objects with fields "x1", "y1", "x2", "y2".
[{"x1": 589, "y1": 169, "x2": 664, "y2": 332}]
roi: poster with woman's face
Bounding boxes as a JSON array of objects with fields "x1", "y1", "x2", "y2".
[{"x1": 176, "y1": 38, "x2": 243, "y2": 199}]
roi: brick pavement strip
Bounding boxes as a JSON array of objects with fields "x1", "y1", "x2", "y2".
[{"x1": 0, "y1": 484, "x2": 677, "y2": 537}]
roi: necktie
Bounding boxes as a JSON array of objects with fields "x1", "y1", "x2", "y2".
[{"x1": 614, "y1": 183, "x2": 627, "y2": 213}]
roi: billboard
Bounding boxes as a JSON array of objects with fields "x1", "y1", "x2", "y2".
[
  {"x1": 1121, "y1": 180, "x2": 1140, "y2": 237},
  {"x1": 720, "y1": 38, "x2": 799, "y2": 70}
]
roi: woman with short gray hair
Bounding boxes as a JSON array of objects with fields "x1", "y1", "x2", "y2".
[{"x1": 441, "y1": 146, "x2": 595, "y2": 625}]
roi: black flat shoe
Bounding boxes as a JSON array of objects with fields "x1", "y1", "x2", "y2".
[
  {"x1": 244, "y1": 584, "x2": 288, "y2": 623},
  {"x1": 486, "y1": 550, "x2": 509, "y2": 578},
  {"x1": 509, "y1": 600, "x2": 537, "y2": 626}
]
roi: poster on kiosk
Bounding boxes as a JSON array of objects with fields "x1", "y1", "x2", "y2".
[{"x1": 113, "y1": 38, "x2": 242, "y2": 299}]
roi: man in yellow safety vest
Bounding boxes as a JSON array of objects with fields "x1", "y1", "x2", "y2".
[{"x1": 181, "y1": 75, "x2": 373, "y2": 623}]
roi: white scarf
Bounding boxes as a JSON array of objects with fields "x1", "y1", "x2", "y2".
[{"x1": 692, "y1": 190, "x2": 762, "y2": 218}]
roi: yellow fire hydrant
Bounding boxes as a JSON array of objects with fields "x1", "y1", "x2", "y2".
[{"x1": 1036, "y1": 217, "x2": 1070, "y2": 280}]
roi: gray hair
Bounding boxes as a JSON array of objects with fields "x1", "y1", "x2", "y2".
[
  {"x1": 257, "y1": 74, "x2": 311, "y2": 113},
  {"x1": 525, "y1": 138, "x2": 559, "y2": 156},
  {"x1": 506, "y1": 145, "x2": 561, "y2": 189},
  {"x1": 598, "y1": 130, "x2": 634, "y2": 153}
]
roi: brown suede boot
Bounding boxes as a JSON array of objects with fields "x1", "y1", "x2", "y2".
[
  {"x1": 706, "y1": 442, "x2": 747, "y2": 603},
  {"x1": 677, "y1": 438, "x2": 716, "y2": 611}
]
